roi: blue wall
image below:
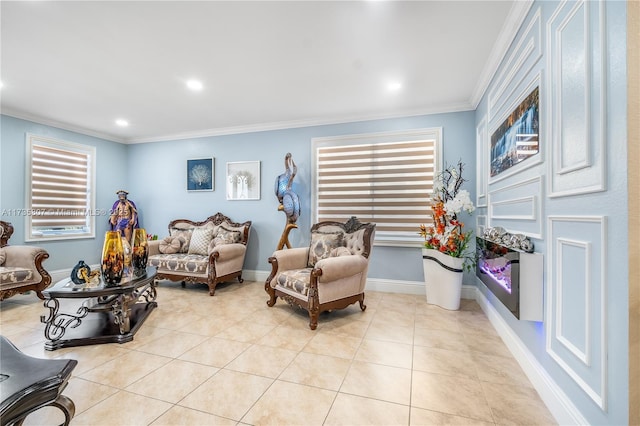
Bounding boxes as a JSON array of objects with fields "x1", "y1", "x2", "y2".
[
  {"x1": 474, "y1": 1, "x2": 628, "y2": 424},
  {"x1": 1, "y1": 112, "x2": 476, "y2": 281},
  {"x1": 126, "y1": 111, "x2": 476, "y2": 282}
]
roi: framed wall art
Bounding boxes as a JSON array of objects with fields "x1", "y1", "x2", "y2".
[
  {"x1": 226, "y1": 161, "x2": 260, "y2": 200},
  {"x1": 490, "y1": 86, "x2": 540, "y2": 179},
  {"x1": 187, "y1": 158, "x2": 214, "y2": 191}
]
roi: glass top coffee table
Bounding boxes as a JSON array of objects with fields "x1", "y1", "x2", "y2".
[{"x1": 40, "y1": 267, "x2": 157, "y2": 351}]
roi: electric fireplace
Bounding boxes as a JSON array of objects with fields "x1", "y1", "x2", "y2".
[{"x1": 476, "y1": 230, "x2": 543, "y2": 321}]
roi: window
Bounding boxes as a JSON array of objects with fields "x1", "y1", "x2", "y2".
[
  {"x1": 312, "y1": 128, "x2": 442, "y2": 246},
  {"x1": 25, "y1": 134, "x2": 96, "y2": 241}
]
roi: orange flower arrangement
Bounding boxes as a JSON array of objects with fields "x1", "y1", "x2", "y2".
[{"x1": 419, "y1": 160, "x2": 475, "y2": 270}]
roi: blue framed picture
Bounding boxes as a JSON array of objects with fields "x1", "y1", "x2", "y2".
[
  {"x1": 490, "y1": 86, "x2": 540, "y2": 178},
  {"x1": 187, "y1": 158, "x2": 214, "y2": 191}
]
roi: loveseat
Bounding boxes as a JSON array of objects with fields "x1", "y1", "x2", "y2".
[
  {"x1": 148, "y1": 213, "x2": 251, "y2": 296},
  {"x1": 0, "y1": 221, "x2": 52, "y2": 301}
]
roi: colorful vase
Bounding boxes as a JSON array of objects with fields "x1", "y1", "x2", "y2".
[
  {"x1": 101, "y1": 231, "x2": 124, "y2": 285},
  {"x1": 132, "y1": 228, "x2": 148, "y2": 271}
]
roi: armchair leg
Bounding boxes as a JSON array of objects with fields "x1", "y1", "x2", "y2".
[
  {"x1": 265, "y1": 284, "x2": 277, "y2": 307},
  {"x1": 359, "y1": 293, "x2": 367, "y2": 311},
  {"x1": 237, "y1": 275, "x2": 244, "y2": 283}
]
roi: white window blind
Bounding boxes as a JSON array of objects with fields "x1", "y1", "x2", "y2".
[
  {"x1": 313, "y1": 128, "x2": 442, "y2": 246},
  {"x1": 26, "y1": 134, "x2": 96, "y2": 241}
]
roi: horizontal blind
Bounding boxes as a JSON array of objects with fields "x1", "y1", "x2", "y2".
[
  {"x1": 316, "y1": 139, "x2": 435, "y2": 237},
  {"x1": 30, "y1": 144, "x2": 90, "y2": 229}
]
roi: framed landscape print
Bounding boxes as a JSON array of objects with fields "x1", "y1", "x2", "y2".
[
  {"x1": 490, "y1": 86, "x2": 540, "y2": 178},
  {"x1": 226, "y1": 161, "x2": 260, "y2": 200},
  {"x1": 187, "y1": 158, "x2": 214, "y2": 191}
]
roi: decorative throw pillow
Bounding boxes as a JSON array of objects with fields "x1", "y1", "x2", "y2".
[
  {"x1": 307, "y1": 231, "x2": 344, "y2": 267},
  {"x1": 188, "y1": 227, "x2": 215, "y2": 256},
  {"x1": 169, "y1": 228, "x2": 193, "y2": 253},
  {"x1": 330, "y1": 246, "x2": 352, "y2": 257},
  {"x1": 158, "y1": 236, "x2": 181, "y2": 254},
  {"x1": 0, "y1": 247, "x2": 5, "y2": 265},
  {"x1": 213, "y1": 226, "x2": 242, "y2": 246}
]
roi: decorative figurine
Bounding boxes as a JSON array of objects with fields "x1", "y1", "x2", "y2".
[
  {"x1": 274, "y1": 153, "x2": 301, "y2": 250},
  {"x1": 70, "y1": 260, "x2": 91, "y2": 284},
  {"x1": 109, "y1": 190, "x2": 139, "y2": 241}
]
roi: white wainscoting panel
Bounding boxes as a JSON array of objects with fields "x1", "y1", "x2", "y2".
[
  {"x1": 547, "y1": 0, "x2": 606, "y2": 197},
  {"x1": 546, "y1": 216, "x2": 607, "y2": 410},
  {"x1": 488, "y1": 7, "x2": 542, "y2": 123},
  {"x1": 476, "y1": 214, "x2": 487, "y2": 236},
  {"x1": 476, "y1": 116, "x2": 488, "y2": 207},
  {"x1": 488, "y1": 176, "x2": 543, "y2": 238}
]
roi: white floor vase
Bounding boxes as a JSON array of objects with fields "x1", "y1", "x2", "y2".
[{"x1": 422, "y1": 248, "x2": 464, "y2": 310}]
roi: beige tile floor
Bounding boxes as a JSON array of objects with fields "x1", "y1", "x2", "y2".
[{"x1": 0, "y1": 280, "x2": 556, "y2": 425}]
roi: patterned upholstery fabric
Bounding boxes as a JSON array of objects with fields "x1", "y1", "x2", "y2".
[
  {"x1": 213, "y1": 226, "x2": 241, "y2": 246},
  {"x1": 188, "y1": 227, "x2": 215, "y2": 255},
  {"x1": 276, "y1": 268, "x2": 312, "y2": 297},
  {"x1": 307, "y1": 231, "x2": 344, "y2": 267},
  {"x1": 148, "y1": 253, "x2": 209, "y2": 275},
  {"x1": 159, "y1": 236, "x2": 181, "y2": 254},
  {"x1": 0, "y1": 267, "x2": 34, "y2": 284},
  {"x1": 169, "y1": 228, "x2": 193, "y2": 253}
]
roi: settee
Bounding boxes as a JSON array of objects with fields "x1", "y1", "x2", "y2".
[
  {"x1": 148, "y1": 213, "x2": 251, "y2": 296},
  {"x1": 0, "y1": 221, "x2": 52, "y2": 301}
]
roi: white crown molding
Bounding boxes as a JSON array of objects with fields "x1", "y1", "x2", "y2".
[
  {"x1": 470, "y1": 0, "x2": 535, "y2": 108},
  {"x1": 3, "y1": 102, "x2": 474, "y2": 145},
  {"x1": 1, "y1": 108, "x2": 127, "y2": 144},
  {"x1": 127, "y1": 103, "x2": 474, "y2": 144}
]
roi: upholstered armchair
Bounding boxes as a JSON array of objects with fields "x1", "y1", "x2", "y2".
[
  {"x1": 265, "y1": 216, "x2": 375, "y2": 330},
  {"x1": 0, "y1": 221, "x2": 52, "y2": 301}
]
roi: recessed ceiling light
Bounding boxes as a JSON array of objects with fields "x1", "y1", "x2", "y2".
[
  {"x1": 186, "y1": 79, "x2": 203, "y2": 91},
  {"x1": 387, "y1": 81, "x2": 402, "y2": 92},
  {"x1": 115, "y1": 119, "x2": 129, "y2": 127}
]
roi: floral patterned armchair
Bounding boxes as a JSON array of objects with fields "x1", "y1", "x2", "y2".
[
  {"x1": 265, "y1": 216, "x2": 375, "y2": 330},
  {"x1": 0, "y1": 221, "x2": 52, "y2": 301}
]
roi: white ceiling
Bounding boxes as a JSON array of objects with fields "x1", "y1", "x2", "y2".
[{"x1": 0, "y1": 1, "x2": 529, "y2": 144}]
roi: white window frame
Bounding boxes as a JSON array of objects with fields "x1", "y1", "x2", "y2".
[
  {"x1": 312, "y1": 128, "x2": 442, "y2": 247},
  {"x1": 25, "y1": 133, "x2": 96, "y2": 241}
]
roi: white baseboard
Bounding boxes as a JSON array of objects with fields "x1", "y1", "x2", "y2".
[{"x1": 473, "y1": 287, "x2": 588, "y2": 425}]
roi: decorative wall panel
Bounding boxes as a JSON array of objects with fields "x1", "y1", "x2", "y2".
[
  {"x1": 547, "y1": 0, "x2": 606, "y2": 197},
  {"x1": 546, "y1": 216, "x2": 607, "y2": 410},
  {"x1": 476, "y1": 116, "x2": 488, "y2": 207},
  {"x1": 488, "y1": 8, "x2": 542, "y2": 123},
  {"x1": 488, "y1": 176, "x2": 542, "y2": 238}
]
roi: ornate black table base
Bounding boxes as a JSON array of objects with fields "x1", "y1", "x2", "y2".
[
  {"x1": 40, "y1": 267, "x2": 157, "y2": 351},
  {"x1": 0, "y1": 336, "x2": 77, "y2": 426},
  {"x1": 42, "y1": 301, "x2": 157, "y2": 351}
]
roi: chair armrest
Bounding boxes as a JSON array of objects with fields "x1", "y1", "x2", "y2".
[
  {"x1": 209, "y1": 243, "x2": 246, "y2": 259},
  {"x1": 148, "y1": 239, "x2": 163, "y2": 256},
  {"x1": 314, "y1": 255, "x2": 368, "y2": 283},
  {"x1": 3, "y1": 246, "x2": 48, "y2": 268},
  {"x1": 270, "y1": 247, "x2": 309, "y2": 271}
]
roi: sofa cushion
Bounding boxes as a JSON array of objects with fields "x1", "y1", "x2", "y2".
[
  {"x1": 188, "y1": 227, "x2": 215, "y2": 256},
  {"x1": 276, "y1": 268, "x2": 311, "y2": 297},
  {"x1": 148, "y1": 253, "x2": 209, "y2": 275},
  {"x1": 0, "y1": 247, "x2": 5, "y2": 265},
  {"x1": 213, "y1": 226, "x2": 242, "y2": 246},
  {"x1": 330, "y1": 246, "x2": 352, "y2": 257},
  {"x1": 307, "y1": 231, "x2": 344, "y2": 267},
  {"x1": 0, "y1": 267, "x2": 34, "y2": 286},
  {"x1": 169, "y1": 228, "x2": 193, "y2": 253},
  {"x1": 159, "y1": 236, "x2": 181, "y2": 254}
]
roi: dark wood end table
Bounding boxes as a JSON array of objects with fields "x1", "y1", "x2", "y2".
[{"x1": 40, "y1": 266, "x2": 157, "y2": 351}]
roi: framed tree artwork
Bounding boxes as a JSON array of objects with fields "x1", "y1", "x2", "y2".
[{"x1": 187, "y1": 158, "x2": 214, "y2": 191}]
